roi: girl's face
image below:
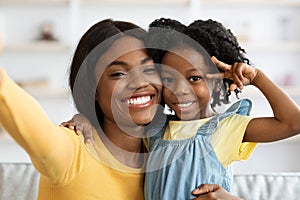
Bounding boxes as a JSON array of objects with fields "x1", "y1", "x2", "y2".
[
  {"x1": 95, "y1": 36, "x2": 162, "y2": 130},
  {"x1": 161, "y1": 47, "x2": 215, "y2": 120}
]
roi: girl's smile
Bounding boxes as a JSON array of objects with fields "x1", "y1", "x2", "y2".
[{"x1": 161, "y1": 47, "x2": 216, "y2": 120}]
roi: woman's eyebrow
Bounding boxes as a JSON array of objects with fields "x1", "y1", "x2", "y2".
[
  {"x1": 105, "y1": 56, "x2": 152, "y2": 69},
  {"x1": 106, "y1": 61, "x2": 128, "y2": 69}
]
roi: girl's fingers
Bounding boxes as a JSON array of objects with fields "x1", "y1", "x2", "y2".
[
  {"x1": 60, "y1": 121, "x2": 75, "y2": 130},
  {"x1": 84, "y1": 127, "x2": 95, "y2": 145},
  {"x1": 192, "y1": 184, "x2": 220, "y2": 195},
  {"x1": 211, "y1": 56, "x2": 231, "y2": 71},
  {"x1": 230, "y1": 83, "x2": 238, "y2": 91},
  {"x1": 232, "y1": 73, "x2": 244, "y2": 90},
  {"x1": 206, "y1": 73, "x2": 224, "y2": 79}
]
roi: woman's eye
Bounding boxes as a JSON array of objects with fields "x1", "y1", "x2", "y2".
[
  {"x1": 110, "y1": 72, "x2": 126, "y2": 77},
  {"x1": 189, "y1": 76, "x2": 202, "y2": 82}
]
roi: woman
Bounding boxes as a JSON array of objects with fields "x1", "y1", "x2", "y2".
[{"x1": 0, "y1": 19, "x2": 162, "y2": 200}]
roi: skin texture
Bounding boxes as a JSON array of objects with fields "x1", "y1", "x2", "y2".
[
  {"x1": 161, "y1": 48, "x2": 216, "y2": 121},
  {"x1": 209, "y1": 57, "x2": 300, "y2": 143},
  {"x1": 93, "y1": 36, "x2": 162, "y2": 166}
]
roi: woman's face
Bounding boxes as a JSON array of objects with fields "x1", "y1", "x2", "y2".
[
  {"x1": 161, "y1": 47, "x2": 215, "y2": 120},
  {"x1": 95, "y1": 36, "x2": 162, "y2": 130}
]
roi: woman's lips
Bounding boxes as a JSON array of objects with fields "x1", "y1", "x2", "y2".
[{"x1": 122, "y1": 94, "x2": 155, "y2": 108}]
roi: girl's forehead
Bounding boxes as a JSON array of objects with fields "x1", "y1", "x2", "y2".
[{"x1": 162, "y1": 48, "x2": 212, "y2": 72}]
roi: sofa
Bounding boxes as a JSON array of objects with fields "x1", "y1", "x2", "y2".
[{"x1": 1, "y1": 163, "x2": 300, "y2": 200}]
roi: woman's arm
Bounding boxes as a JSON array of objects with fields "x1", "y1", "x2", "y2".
[
  {"x1": 211, "y1": 57, "x2": 300, "y2": 142},
  {"x1": 0, "y1": 68, "x2": 74, "y2": 177}
]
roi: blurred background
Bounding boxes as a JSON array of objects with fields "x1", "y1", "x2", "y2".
[{"x1": 0, "y1": 0, "x2": 300, "y2": 174}]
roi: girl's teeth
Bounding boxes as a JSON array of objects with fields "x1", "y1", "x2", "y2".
[
  {"x1": 127, "y1": 96, "x2": 151, "y2": 105},
  {"x1": 177, "y1": 102, "x2": 192, "y2": 108}
]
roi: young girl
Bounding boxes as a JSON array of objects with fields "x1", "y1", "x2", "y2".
[{"x1": 142, "y1": 18, "x2": 300, "y2": 199}]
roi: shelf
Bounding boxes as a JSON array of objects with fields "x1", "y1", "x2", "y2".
[
  {"x1": 0, "y1": 0, "x2": 69, "y2": 6},
  {"x1": 201, "y1": 0, "x2": 300, "y2": 7},
  {"x1": 241, "y1": 85, "x2": 300, "y2": 97},
  {"x1": 2, "y1": 41, "x2": 70, "y2": 52},
  {"x1": 81, "y1": 0, "x2": 189, "y2": 6},
  {"x1": 23, "y1": 87, "x2": 71, "y2": 98},
  {"x1": 240, "y1": 41, "x2": 300, "y2": 52}
]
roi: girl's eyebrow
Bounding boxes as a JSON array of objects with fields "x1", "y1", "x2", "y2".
[{"x1": 141, "y1": 56, "x2": 153, "y2": 64}]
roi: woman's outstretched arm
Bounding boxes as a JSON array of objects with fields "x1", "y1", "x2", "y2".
[{"x1": 0, "y1": 68, "x2": 75, "y2": 179}]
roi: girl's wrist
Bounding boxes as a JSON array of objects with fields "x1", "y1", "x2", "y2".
[{"x1": 250, "y1": 68, "x2": 262, "y2": 85}]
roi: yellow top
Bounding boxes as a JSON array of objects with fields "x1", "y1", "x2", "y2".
[
  {"x1": 163, "y1": 112, "x2": 256, "y2": 167},
  {"x1": 0, "y1": 68, "x2": 144, "y2": 200}
]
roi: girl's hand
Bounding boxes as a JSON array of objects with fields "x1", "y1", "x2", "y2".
[
  {"x1": 191, "y1": 184, "x2": 243, "y2": 200},
  {"x1": 60, "y1": 114, "x2": 94, "y2": 144},
  {"x1": 208, "y1": 56, "x2": 257, "y2": 91}
]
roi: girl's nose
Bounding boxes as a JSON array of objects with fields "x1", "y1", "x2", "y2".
[{"x1": 173, "y1": 80, "x2": 190, "y2": 96}]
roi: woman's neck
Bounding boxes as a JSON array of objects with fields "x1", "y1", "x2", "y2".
[{"x1": 100, "y1": 119, "x2": 145, "y2": 168}]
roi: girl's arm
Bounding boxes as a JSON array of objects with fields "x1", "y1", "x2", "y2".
[
  {"x1": 0, "y1": 68, "x2": 75, "y2": 178},
  {"x1": 60, "y1": 113, "x2": 95, "y2": 144},
  {"x1": 211, "y1": 57, "x2": 300, "y2": 142}
]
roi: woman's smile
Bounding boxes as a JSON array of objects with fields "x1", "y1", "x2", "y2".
[{"x1": 124, "y1": 94, "x2": 154, "y2": 107}]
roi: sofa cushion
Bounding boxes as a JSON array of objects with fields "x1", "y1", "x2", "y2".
[
  {"x1": 0, "y1": 163, "x2": 39, "y2": 200},
  {"x1": 232, "y1": 173, "x2": 300, "y2": 200},
  {"x1": 1, "y1": 163, "x2": 300, "y2": 200}
]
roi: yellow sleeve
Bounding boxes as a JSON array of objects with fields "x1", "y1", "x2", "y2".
[
  {"x1": 211, "y1": 114, "x2": 257, "y2": 168},
  {"x1": 0, "y1": 68, "x2": 76, "y2": 182}
]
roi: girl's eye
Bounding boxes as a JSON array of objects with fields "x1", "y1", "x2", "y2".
[
  {"x1": 162, "y1": 77, "x2": 174, "y2": 83},
  {"x1": 189, "y1": 76, "x2": 202, "y2": 82},
  {"x1": 143, "y1": 65, "x2": 157, "y2": 74}
]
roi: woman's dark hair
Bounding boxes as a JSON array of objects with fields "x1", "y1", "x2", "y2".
[
  {"x1": 146, "y1": 18, "x2": 252, "y2": 108},
  {"x1": 69, "y1": 19, "x2": 147, "y2": 127}
]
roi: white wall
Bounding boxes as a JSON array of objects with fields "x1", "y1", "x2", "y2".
[{"x1": 0, "y1": 0, "x2": 300, "y2": 174}]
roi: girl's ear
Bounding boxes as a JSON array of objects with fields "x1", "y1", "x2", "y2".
[
  {"x1": 210, "y1": 79, "x2": 223, "y2": 108},
  {"x1": 213, "y1": 79, "x2": 222, "y2": 93}
]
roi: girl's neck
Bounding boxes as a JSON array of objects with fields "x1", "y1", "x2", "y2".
[{"x1": 174, "y1": 107, "x2": 216, "y2": 121}]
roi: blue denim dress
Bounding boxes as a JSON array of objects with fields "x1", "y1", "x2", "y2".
[{"x1": 144, "y1": 99, "x2": 252, "y2": 200}]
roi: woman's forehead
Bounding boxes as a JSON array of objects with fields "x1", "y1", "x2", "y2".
[{"x1": 96, "y1": 36, "x2": 146, "y2": 69}]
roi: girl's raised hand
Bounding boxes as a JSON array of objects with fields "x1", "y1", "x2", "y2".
[
  {"x1": 60, "y1": 114, "x2": 95, "y2": 144},
  {"x1": 208, "y1": 56, "x2": 257, "y2": 91}
]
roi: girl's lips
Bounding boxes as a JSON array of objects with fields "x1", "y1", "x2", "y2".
[
  {"x1": 176, "y1": 102, "x2": 193, "y2": 108},
  {"x1": 173, "y1": 101, "x2": 195, "y2": 111}
]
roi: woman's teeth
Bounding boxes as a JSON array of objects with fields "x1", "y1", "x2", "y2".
[{"x1": 127, "y1": 96, "x2": 151, "y2": 105}]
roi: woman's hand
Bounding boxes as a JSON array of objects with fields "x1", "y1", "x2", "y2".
[
  {"x1": 60, "y1": 114, "x2": 94, "y2": 144},
  {"x1": 208, "y1": 56, "x2": 257, "y2": 91},
  {"x1": 191, "y1": 184, "x2": 243, "y2": 200}
]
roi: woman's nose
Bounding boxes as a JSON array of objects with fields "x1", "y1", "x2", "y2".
[{"x1": 127, "y1": 71, "x2": 149, "y2": 89}]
